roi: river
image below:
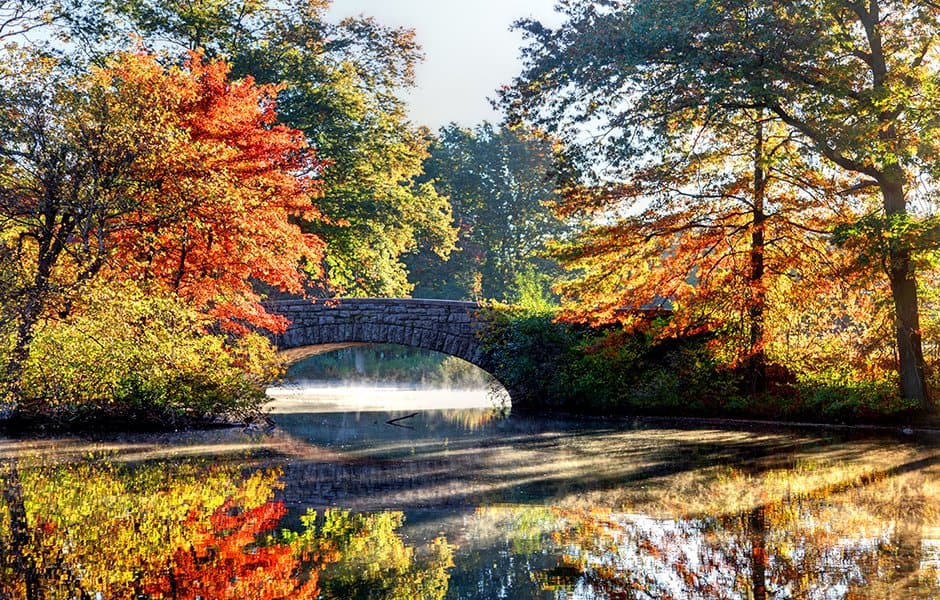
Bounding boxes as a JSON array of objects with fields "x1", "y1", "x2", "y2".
[{"x1": 0, "y1": 349, "x2": 939, "y2": 598}]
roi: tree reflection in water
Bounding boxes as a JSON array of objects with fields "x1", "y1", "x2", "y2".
[
  {"x1": 289, "y1": 510, "x2": 453, "y2": 600},
  {"x1": 0, "y1": 458, "x2": 451, "y2": 600},
  {"x1": 467, "y1": 456, "x2": 940, "y2": 599},
  {"x1": 3, "y1": 426, "x2": 940, "y2": 599}
]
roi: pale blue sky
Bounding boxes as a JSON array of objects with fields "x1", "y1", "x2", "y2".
[{"x1": 327, "y1": 1, "x2": 562, "y2": 130}]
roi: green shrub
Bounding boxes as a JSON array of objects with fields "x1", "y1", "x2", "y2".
[
  {"x1": 477, "y1": 305, "x2": 916, "y2": 421},
  {"x1": 793, "y1": 369, "x2": 915, "y2": 419},
  {"x1": 478, "y1": 304, "x2": 584, "y2": 410},
  {"x1": 478, "y1": 305, "x2": 737, "y2": 414},
  {"x1": 17, "y1": 281, "x2": 281, "y2": 428}
]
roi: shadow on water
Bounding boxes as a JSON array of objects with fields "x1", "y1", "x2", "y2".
[{"x1": 267, "y1": 403, "x2": 890, "y2": 512}]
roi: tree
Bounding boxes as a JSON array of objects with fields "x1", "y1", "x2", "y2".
[
  {"x1": 551, "y1": 111, "x2": 857, "y2": 390},
  {"x1": 0, "y1": 1, "x2": 115, "y2": 64},
  {"x1": 0, "y1": 50, "x2": 179, "y2": 400},
  {"x1": 101, "y1": 51, "x2": 326, "y2": 332},
  {"x1": 0, "y1": 50, "x2": 324, "y2": 403},
  {"x1": 409, "y1": 122, "x2": 570, "y2": 302},
  {"x1": 19, "y1": 280, "x2": 281, "y2": 424},
  {"x1": 100, "y1": 0, "x2": 457, "y2": 297},
  {"x1": 502, "y1": 0, "x2": 940, "y2": 403}
]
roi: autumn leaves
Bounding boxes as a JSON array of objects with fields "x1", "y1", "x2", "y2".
[
  {"x1": 0, "y1": 51, "x2": 325, "y2": 422},
  {"x1": 94, "y1": 53, "x2": 325, "y2": 334}
]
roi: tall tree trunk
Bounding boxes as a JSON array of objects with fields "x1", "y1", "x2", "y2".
[
  {"x1": 1, "y1": 464, "x2": 41, "y2": 600},
  {"x1": 3, "y1": 240, "x2": 59, "y2": 413},
  {"x1": 749, "y1": 508, "x2": 768, "y2": 600},
  {"x1": 3, "y1": 292, "x2": 44, "y2": 414},
  {"x1": 747, "y1": 116, "x2": 767, "y2": 395},
  {"x1": 2, "y1": 209, "x2": 85, "y2": 413},
  {"x1": 5, "y1": 318, "x2": 35, "y2": 406},
  {"x1": 881, "y1": 175, "x2": 928, "y2": 406}
]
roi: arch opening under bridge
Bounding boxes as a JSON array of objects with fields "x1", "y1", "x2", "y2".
[{"x1": 263, "y1": 298, "x2": 512, "y2": 403}]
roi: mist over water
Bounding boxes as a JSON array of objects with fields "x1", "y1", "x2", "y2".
[
  {"x1": 267, "y1": 384, "x2": 496, "y2": 412},
  {"x1": 266, "y1": 343, "x2": 508, "y2": 413}
]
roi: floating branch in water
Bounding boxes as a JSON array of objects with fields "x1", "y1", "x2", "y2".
[{"x1": 386, "y1": 413, "x2": 419, "y2": 429}]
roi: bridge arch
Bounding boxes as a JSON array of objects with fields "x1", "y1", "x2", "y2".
[{"x1": 265, "y1": 298, "x2": 497, "y2": 382}]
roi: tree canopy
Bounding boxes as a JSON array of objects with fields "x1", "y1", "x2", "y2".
[
  {"x1": 97, "y1": 0, "x2": 457, "y2": 297},
  {"x1": 0, "y1": 49, "x2": 324, "y2": 410},
  {"x1": 503, "y1": 0, "x2": 940, "y2": 403},
  {"x1": 410, "y1": 122, "x2": 569, "y2": 303}
]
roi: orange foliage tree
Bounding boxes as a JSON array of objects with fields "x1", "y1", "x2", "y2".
[
  {"x1": 504, "y1": 0, "x2": 940, "y2": 404},
  {"x1": 550, "y1": 114, "x2": 859, "y2": 390},
  {"x1": 0, "y1": 49, "x2": 325, "y2": 401},
  {"x1": 101, "y1": 51, "x2": 326, "y2": 333}
]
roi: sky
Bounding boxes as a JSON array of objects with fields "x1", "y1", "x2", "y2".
[{"x1": 326, "y1": 1, "x2": 563, "y2": 131}]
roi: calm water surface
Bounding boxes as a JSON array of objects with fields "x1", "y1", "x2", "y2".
[{"x1": 2, "y1": 382, "x2": 940, "y2": 598}]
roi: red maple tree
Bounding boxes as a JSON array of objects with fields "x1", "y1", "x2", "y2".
[{"x1": 101, "y1": 52, "x2": 326, "y2": 333}]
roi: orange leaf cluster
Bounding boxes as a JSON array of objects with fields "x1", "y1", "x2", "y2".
[
  {"x1": 143, "y1": 499, "x2": 320, "y2": 600},
  {"x1": 99, "y1": 52, "x2": 326, "y2": 333},
  {"x1": 552, "y1": 119, "x2": 866, "y2": 366}
]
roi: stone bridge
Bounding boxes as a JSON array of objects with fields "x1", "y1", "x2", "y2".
[{"x1": 264, "y1": 298, "x2": 494, "y2": 375}]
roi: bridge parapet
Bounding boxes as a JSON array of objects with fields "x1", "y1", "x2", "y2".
[{"x1": 263, "y1": 298, "x2": 489, "y2": 368}]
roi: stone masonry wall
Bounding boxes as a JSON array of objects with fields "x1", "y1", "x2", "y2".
[{"x1": 264, "y1": 298, "x2": 487, "y2": 367}]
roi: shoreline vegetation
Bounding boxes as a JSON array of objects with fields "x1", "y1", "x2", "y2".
[
  {"x1": 478, "y1": 305, "x2": 933, "y2": 427},
  {"x1": 3, "y1": 308, "x2": 934, "y2": 434}
]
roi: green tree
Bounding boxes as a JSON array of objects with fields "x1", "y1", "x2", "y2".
[
  {"x1": 410, "y1": 122, "x2": 569, "y2": 302},
  {"x1": 502, "y1": 0, "x2": 940, "y2": 404},
  {"x1": 101, "y1": 0, "x2": 457, "y2": 296},
  {"x1": 0, "y1": 1, "x2": 114, "y2": 64},
  {"x1": 289, "y1": 509, "x2": 453, "y2": 600}
]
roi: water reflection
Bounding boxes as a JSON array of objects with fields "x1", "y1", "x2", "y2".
[
  {"x1": 437, "y1": 427, "x2": 940, "y2": 599},
  {"x1": 0, "y1": 453, "x2": 450, "y2": 600},
  {"x1": 468, "y1": 496, "x2": 940, "y2": 599},
  {"x1": 0, "y1": 458, "x2": 312, "y2": 599},
  {"x1": 2, "y1": 398, "x2": 940, "y2": 598}
]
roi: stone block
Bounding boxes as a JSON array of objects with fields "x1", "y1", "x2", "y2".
[
  {"x1": 267, "y1": 297, "x2": 487, "y2": 368},
  {"x1": 442, "y1": 336, "x2": 457, "y2": 355}
]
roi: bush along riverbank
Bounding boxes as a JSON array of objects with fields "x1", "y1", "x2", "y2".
[
  {"x1": 1, "y1": 282, "x2": 280, "y2": 432},
  {"x1": 478, "y1": 305, "x2": 929, "y2": 424},
  {"x1": 3, "y1": 292, "x2": 929, "y2": 431}
]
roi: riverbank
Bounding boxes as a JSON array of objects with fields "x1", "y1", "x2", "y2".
[
  {"x1": 3, "y1": 387, "x2": 936, "y2": 435},
  {"x1": 479, "y1": 308, "x2": 934, "y2": 424}
]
